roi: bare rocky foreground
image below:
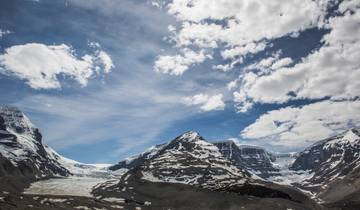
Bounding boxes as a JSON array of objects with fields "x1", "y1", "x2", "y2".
[{"x1": 0, "y1": 179, "x2": 355, "y2": 210}]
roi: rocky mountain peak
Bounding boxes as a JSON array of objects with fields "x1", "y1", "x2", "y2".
[
  {"x1": 341, "y1": 128, "x2": 359, "y2": 142},
  {"x1": 0, "y1": 106, "x2": 69, "y2": 186},
  {"x1": 0, "y1": 106, "x2": 41, "y2": 142},
  {"x1": 176, "y1": 131, "x2": 202, "y2": 142},
  {"x1": 323, "y1": 127, "x2": 360, "y2": 149},
  {"x1": 290, "y1": 127, "x2": 360, "y2": 190}
]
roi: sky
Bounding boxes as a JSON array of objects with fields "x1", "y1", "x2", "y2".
[{"x1": 0, "y1": 0, "x2": 359, "y2": 163}]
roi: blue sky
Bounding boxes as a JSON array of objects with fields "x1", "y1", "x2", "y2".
[{"x1": 0, "y1": 0, "x2": 359, "y2": 163}]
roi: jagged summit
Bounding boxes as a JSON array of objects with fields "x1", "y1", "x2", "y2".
[
  {"x1": 175, "y1": 131, "x2": 202, "y2": 142},
  {"x1": 0, "y1": 105, "x2": 22, "y2": 113},
  {"x1": 344, "y1": 128, "x2": 360, "y2": 138},
  {"x1": 0, "y1": 106, "x2": 40, "y2": 141},
  {"x1": 324, "y1": 127, "x2": 360, "y2": 148}
]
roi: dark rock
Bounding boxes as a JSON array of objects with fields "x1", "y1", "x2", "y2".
[
  {"x1": 291, "y1": 128, "x2": 360, "y2": 186},
  {"x1": 213, "y1": 141, "x2": 279, "y2": 178}
]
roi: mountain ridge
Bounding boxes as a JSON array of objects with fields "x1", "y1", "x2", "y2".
[{"x1": 1, "y1": 106, "x2": 359, "y2": 209}]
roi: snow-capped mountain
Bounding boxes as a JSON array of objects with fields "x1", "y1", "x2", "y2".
[
  {"x1": 0, "y1": 106, "x2": 70, "y2": 191},
  {"x1": 105, "y1": 131, "x2": 253, "y2": 190},
  {"x1": 213, "y1": 141, "x2": 279, "y2": 178},
  {"x1": 141, "y1": 132, "x2": 250, "y2": 188},
  {"x1": 136, "y1": 131, "x2": 251, "y2": 189},
  {"x1": 111, "y1": 137, "x2": 279, "y2": 180},
  {"x1": 291, "y1": 128, "x2": 360, "y2": 185}
]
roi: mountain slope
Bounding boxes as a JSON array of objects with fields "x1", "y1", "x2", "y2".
[
  {"x1": 213, "y1": 141, "x2": 279, "y2": 178},
  {"x1": 109, "y1": 143, "x2": 166, "y2": 171},
  {"x1": 291, "y1": 128, "x2": 360, "y2": 185},
  {"x1": 0, "y1": 106, "x2": 70, "y2": 191},
  {"x1": 290, "y1": 128, "x2": 360, "y2": 205}
]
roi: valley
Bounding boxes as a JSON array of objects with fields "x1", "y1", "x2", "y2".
[{"x1": 1, "y1": 106, "x2": 360, "y2": 210}]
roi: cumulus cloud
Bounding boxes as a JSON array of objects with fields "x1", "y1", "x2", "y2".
[
  {"x1": 167, "y1": 0, "x2": 326, "y2": 45},
  {"x1": 155, "y1": 0, "x2": 330, "y2": 74},
  {"x1": 241, "y1": 100, "x2": 360, "y2": 148},
  {"x1": 154, "y1": 48, "x2": 210, "y2": 75},
  {"x1": 183, "y1": 93, "x2": 225, "y2": 111},
  {"x1": 227, "y1": 79, "x2": 238, "y2": 90},
  {"x1": 221, "y1": 42, "x2": 267, "y2": 60},
  {"x1": 0, "y1": 43, "x2": 114, "y2": 89},
  {"x1": 234, "y1": 2, "x2": 360, "y2": 111}
]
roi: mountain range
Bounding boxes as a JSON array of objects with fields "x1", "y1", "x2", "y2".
[{"x1": 0, "y1": 106, "x2": 359, "y2": 209}]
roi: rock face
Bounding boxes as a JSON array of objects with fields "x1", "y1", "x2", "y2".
[
  {"x1": 291, "y1": 128, "x2": 360, "y2": 185},
  {"x1": 213, "y1": 141, "x2": 279, "y2": 178},
  {"x1": 290, "y1": 128, "x2": 360, "y2": 205},
  {"x1": 0, "y1": 106, "x2": 69, "y2": 191}
]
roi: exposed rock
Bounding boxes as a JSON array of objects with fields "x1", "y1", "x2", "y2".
[
  {"x1": 0, "y1": 106, "x2": 70, "y2": 192},
  {"x1": 213, "y1": 141, "x2": 279, "y2": 178}
]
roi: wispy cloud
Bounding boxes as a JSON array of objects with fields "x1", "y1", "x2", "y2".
[{"x1": 15, "y1": 75, "x2": 194, "y2": 161}]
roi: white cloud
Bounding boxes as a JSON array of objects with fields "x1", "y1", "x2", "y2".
[
  {"x1": 241, "y1": 100, "x2": 360, "y2": 148},
  {"x1": 183, "y1": 93, "x2": 225, "y2": 111},
  {"x1": 154, "y1": 48, "x2": 210, "y2": 75},
  {"x1": 155, "y1": 0, "x2": 330, "y2": 74},
  {"x1": 0, "y1": 43, "x2": 114, "y2": 89},
  {"x1": 97, "y1": 51, "x2": 114, "y2": 73},
  {"x1": 221, "y1": 42, "x2": 267, "y2": 60},
  {"x1": 243, "y1": 52, "x2": 293, "y2": 75},
  {"x1": 212, "y1": 59, "x2": 241, "y2": 72},
  {"x1": 227, "y1": 79, "x2": 238, "y2": 90},
  {"x1": 234, "y1": 2, "x2": 360, "y2": 111},
  {"x1": 270, "y1": 57, "x2": 293, "y2": 70}
]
